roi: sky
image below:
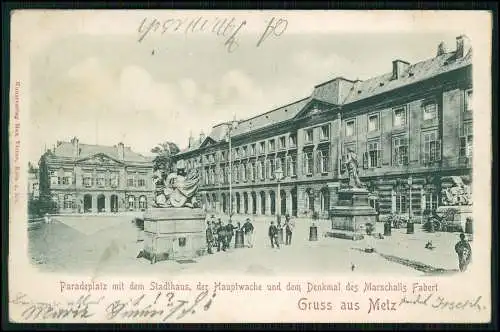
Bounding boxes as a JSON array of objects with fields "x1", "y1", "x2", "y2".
[{"x1": 25, "y1": 11, "x2": 469, "y2": 165}]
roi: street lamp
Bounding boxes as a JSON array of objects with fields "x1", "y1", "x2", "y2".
[
  {"x1": 275, "y1": 167, "x2": 284, "y2": 220},
  {"x1": 220, "y1": 118, "x2": 238, "y2": 217},
  {"x1": 407, "y1": 176, "x2": 413, "y2": 219}
]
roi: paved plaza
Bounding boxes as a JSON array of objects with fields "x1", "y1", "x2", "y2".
[{"x1": 28, "y1": 213, "x2": 465, "y2": 276}]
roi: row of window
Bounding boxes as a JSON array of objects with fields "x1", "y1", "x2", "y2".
[
  {"x1": 394, "y1": 191, "x2": 439, "y2": 214},
  {"x1": 210, "y1": 188, "x2": 440, "y2": 215},
  {"x1": 200, "y1": 128, "x2": 471, "y2": 186},
  {"x1": 203, "y1": 155, "x2": 299, "y2": 185},
  {"x1": 303, "y1": 125, "x2": 330, "y2": 144},
  {"x1": 49, "y1": 172, "x2": 148, "y2": 188},
  {"x1": 187, "y1": 90, "x2": 473, "y2": 169},
  {"x1": 195, "y1": 135, "x2": 300, "y2": 167},
  {"x1": 127, "y1": 195, "x2": 148, "y2": 209},
  {"x1": 343, "y1": 90, "x2": 472, "y2": 137}
]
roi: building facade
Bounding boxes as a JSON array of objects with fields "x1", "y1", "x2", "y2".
[
  {"x1": 38, "y1": 138, "x2": 154, "y2": 213},
  {"x1": 174, "y1": 35, "x2": 473, "y2": 220}
]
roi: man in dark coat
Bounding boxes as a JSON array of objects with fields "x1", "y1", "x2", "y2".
[
  {"x1": 268, "y1": 220, "x2": 280, "y2": 249},
  {"x1": 455, "y1": 233, "x2": 472, "y2": 272},
  {"x1": 284, "y1": 214, "x2": 295, "y2": 246},
  {"x1": 206, "y1": 221, "x2": 214, "y2": 254},
  {"x1": 216, "y1": 220, "x2": 226, "y2": 252},
  {"x1": 242, "y1": 218, "x2": 255, "y2": 248},
  {"x1": 225, "y1": 219, "x2": 236, "y2": 249}
]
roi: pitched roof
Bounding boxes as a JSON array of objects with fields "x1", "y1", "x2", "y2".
[
  {"x1": 178, "y1": 45, "x2": 472, "y2": 154},
  {"x1": 49, "y1": 142, "x2": 151, "y2": 163},
  {"x1": 342, "y1": 50, "x2": 472, "y2": 105},
  {"x1": 230, "y1": 97, "x2": 311, "y2": 137}
]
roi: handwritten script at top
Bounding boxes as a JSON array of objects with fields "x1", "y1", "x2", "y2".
[
  {"x1": 138, "y1": 16, "x2": 288, "y2": 53},
  {"x1": 10, "y1": 290, "x2": 216, "y2": 322}
]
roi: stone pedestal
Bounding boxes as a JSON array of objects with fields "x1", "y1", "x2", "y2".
[
  {"x1": 327, "y1": 188, "x2": 378, "y2": 241},
  {"x1": 435, "y1": 205, "x2": 472, "y2": 232},
  {"x1": 141, "y1": 208, "x2": 207, "y2": 263}
]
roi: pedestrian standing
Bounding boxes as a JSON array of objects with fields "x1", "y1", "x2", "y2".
[
  {"x1": 242, "y1": 218, "x2": 255, "y2": 248},
  {"x1": 455, "y1": 233, "x2": 472, "y2": 272},
  {"x1": 211, "y1": 221, "x2": 218, "y2": 252},
  {"x1": 217, "y1": 220, "x2": 227, "y2": 252},
  {"x1": 284, "y1": 214, "x2": 295, "y2": 245},
  {"x1": 206, "y1": 221, "x2": 214, "y2": 254},
  {"x1": 268, "y1": 221, "x2": 280, "y2": 249},
  {"x1": 225, "y1": 219, "x2": 236, "y2": 249},
  {"x1": 276, "y1": 217, "x2": 284, "y2": 245}
]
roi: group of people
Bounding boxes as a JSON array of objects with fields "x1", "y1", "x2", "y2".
[
  {"x1": 205, "y1": 216, "x2": 255, "y2": 254},
  {"x1": 268, "y1": 214, "x2": 296, "y2": 249},
  {"x1": 205, "y1": 214, "x2": 298, "y2": 253}
]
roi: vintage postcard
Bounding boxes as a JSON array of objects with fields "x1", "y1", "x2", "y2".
[{"x1": 8, "y1": 10, "x2": 492, "y2": 323}]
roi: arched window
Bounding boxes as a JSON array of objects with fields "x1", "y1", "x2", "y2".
[
  {"x1": 248, "y1": 163, "x2": 254, "y2": 181},
  {"x1": 275, "y1": 158, "x2": 282, "y2": 171},
  {"x1": 305, "y1": 189, "x2": 315, "y2": 212},
  {"x1": 241, "y1": 163, "x2": 247, "y2": 182},
  {"x1": 128, "y1": 195, "x2": 136, "y2": 210},
  {"x1": 257, "y1": 161, "x2": 264, "y2": 180},
  {"x1": 233, "y1": 164, "x2": 239, "y2": 182}
]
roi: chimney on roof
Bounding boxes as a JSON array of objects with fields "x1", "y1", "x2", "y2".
[
  {"x1": 436, "y1": 41, "x2": 447, "y2": 56},
  {"x1": 70, "y1": 137, "x2": 79, "y2": 158},
  {"x1": 455, "y1": 35, "x2": 471, "y2": 58},
  {"x1": 188, "y1": 131, "x2": 196, "y2": 148},
  {"x1": 117, "y1": 142, "x2": 125, "y2": 160},
  {"x1": 199, "y1": 131, "x2": 206, "y2": 144},
  {"x1": 392, "y1": 60, "x2": 410, "y2": 80}
]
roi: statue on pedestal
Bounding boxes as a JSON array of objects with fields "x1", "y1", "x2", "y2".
[
  {"x1": 342, "y1": 149, "x2": 364, "y2": 189},
  {"x1": 154, "y1": 160, "x2": 200, "y2": 208}
]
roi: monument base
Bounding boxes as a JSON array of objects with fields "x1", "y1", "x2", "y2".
[
  {"x1": 140, "y1": 207, "x2": 207, "y2": 264},
  {"x1": 328, "y1": 188, "x2": 377, "y2": 241}
]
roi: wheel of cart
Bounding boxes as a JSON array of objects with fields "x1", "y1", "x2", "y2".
[{"x1": 432, "y1": 218, "x2": 443, "y2": 232}]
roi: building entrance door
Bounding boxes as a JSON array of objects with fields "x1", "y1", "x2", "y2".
[
  {"x1": 84, "y1": 194, "x2": 92, "y2": 213},
  {"x1": 110, "y1": 195, "x2": 118, "y2": 212},
  {"x1": 97, "y1": 194, "x2": 105, "y2": 213}
]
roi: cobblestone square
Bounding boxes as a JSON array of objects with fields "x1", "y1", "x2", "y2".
[{"x1": 28, "y1": 214, "x2": 466, "y2": 276}]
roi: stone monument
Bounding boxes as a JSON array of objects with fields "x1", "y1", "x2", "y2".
[
  {"x1": 140, "y1": 160, "x2": 206, "y2": 264},
  {"x1": 436, "y1": 176, "x2": 472, "y2": 231},
  {"x1": 327, "y1": 149, "x2": 377, "y2": 240}
]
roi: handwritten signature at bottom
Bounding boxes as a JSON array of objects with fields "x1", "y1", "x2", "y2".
[
  {"x1": 399, "y1": 293, "x2": 487, "y2": 312},
  {"x1": 10, "y1": 290, "x2": 216, "y2": 322}
]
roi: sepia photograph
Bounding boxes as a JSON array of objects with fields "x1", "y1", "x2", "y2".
[{"x1": 9, "y1": 10, "x2": 492, "y2": 323}]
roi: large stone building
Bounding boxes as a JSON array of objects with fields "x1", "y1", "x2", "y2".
[
  {"x1": 174, "y1": 35, "x2": 473, "y2": 220},
  {"x1": 38, "y1": 138, "x2": 154, "y2": 213}
]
